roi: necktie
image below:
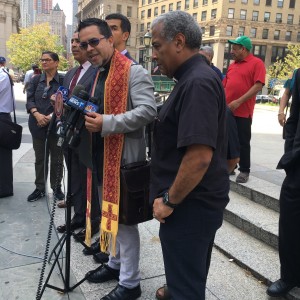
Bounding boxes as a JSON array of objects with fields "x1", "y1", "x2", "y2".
[{"x1": 69, "y1": 65, "x2": 83, "y2": 94}]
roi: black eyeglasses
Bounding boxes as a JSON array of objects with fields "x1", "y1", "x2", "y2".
[
  {"x1": 42, "y1": 86, "x2": 50, "y2": 99},
  {"x1": 40, "y1": 58, "x2": 53, "y2": 63},
  {"x1": 79, "y1": 37, "x2": 106, "y2": 50}
]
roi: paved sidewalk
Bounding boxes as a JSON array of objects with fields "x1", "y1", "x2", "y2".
[{"x1": 0, "y1": 85, "x2": 285, "y2": 299}]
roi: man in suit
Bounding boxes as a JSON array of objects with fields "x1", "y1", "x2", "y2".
[
  {"x1": 56, "y1": 32, "x2": 101, "y2": 241},
  {"x1": 105, "y1": 13, "x2": 137, "y2": 62},
  {"x1": 78, "y1": 18, "x2": 156, "y2": 300},
  {"x1": 83, "y1": 13, "x2": 138, "y2": 261}
]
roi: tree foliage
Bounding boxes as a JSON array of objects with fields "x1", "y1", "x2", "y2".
[
  {"x1": 6, "y1": 23, "x2": 69, "y2": 72},
  {"x1": 268, "y1": 43, "x2": 300, "y2": 81}
]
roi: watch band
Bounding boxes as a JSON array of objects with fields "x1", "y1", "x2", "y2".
[{"x1": 162, "y1": 191, "x2": 178, "y2": 209}]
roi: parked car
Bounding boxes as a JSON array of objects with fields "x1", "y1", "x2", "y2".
[{"x1": 255, "y1": 95, "x2": 277, "y2": 104}]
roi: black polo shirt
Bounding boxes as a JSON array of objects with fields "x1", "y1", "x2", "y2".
[{"x1": 150, "y1": 54, "x2": 229, "y2": 210}]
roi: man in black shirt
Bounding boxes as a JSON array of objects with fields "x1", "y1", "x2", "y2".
[{"x1": 150, "y1": 11, "x2": 229, "y2": 300}]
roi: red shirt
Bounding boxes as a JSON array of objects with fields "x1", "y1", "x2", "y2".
[{"x1": 223, "y1": 54, "x2": 266, "y2": 118}]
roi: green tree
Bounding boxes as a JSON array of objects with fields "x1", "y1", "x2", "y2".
[
  {"x1": 6, "y1": 23, "x2": 69, "y2": 72},
  {"x1": 268, "y1": 43, "x2": 300, "y2": 81}
]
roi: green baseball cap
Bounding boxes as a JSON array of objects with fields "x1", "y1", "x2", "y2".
[{"x1": 228, "y1": 36, "x2": 252, "y2": 51}]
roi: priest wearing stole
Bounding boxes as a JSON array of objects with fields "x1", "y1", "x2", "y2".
[{"x1": 78, "y1": 18, "x2": 156, "y2": 300}]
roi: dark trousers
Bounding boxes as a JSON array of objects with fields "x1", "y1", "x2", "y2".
[
  {"x1": 279, "y1": 169, "x2": 300, "y2": 285},
  {"x1": 32, "y1": 135, "x2": 63, "y2": 191},
  {"x1": 0, "y1": 113, "x2": 13, "y2": 197},
  {"x1": 159, "y1": 200, "x2": 224, "y2": 300},
  {"x1": 65, "y1": 149, "x2": 100, "y2": 224},
  {"x1": 235, "y1": 116, "x2": 252, "y2": 173}
]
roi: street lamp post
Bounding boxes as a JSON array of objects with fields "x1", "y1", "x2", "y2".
[{"x1": 143, "y1": 31, "x2": 152, "y2": 74}]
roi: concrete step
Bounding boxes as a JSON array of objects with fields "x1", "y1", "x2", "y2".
[
  {"x1": 215, "y1": 221, "x2": 300, "y2": 300},
  {"x1": 225, "y1": 190, "x2": 279, "y2": 249},
  {"x1": 230, "y1": 174, "x2": 280, "y2": 212}
]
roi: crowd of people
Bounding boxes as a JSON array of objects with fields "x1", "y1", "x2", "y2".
[{"x1": 1, "y1": 10, "x2": 299, "y2": 300}]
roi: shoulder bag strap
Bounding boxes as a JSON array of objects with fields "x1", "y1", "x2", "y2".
[{"x1": 3, "y1": 69, "x2": 17, "y2": 123}]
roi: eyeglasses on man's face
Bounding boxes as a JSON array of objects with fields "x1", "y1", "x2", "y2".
[
  {"x1": 40, "y1": 58, "x2": 53, "y2": 63},
  {"x1": 79, "y1": 37, "x2": 106, "y2": 50}
]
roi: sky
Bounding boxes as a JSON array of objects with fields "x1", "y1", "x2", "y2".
[{"x1": 54, "y1": 0, "x2": 73, "y2": 25}]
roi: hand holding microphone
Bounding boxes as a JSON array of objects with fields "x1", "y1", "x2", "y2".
[{"x1": 85, "y1": 112, "x2": 103, "y2": 133}]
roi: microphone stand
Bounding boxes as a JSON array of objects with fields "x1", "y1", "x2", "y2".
[{"x1": 37, "y1": 145, "x2": 105, "y2": 299}]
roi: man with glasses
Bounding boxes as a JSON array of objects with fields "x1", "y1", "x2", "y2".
[
  {"x1": 78, "y1": 18, "x2": 156, "y2": 300},
  {"x1": 56, "y1": 32, "x2": 102, "y2": 244}
]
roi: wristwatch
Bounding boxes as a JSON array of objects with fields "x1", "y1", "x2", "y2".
[{"x1": 162, "y1": 191, "x2": 178, "y2": 209}]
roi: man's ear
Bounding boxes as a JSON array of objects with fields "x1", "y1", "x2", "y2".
[
  {"x1": 108, "y1": 35, "x2": 114, "y2": 46},
  {"x1": 174, "y1": 33, "x2": 185, "y2": 51},
  {"x1": 122, "y1": 32, "x2": 130, "y2": 42}
]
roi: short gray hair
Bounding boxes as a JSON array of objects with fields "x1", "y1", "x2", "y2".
[
  {"x1": 200, "y1": 45, "x2": 214, "y2": 58},
  {"x1": 151, "y1": 11, "x2": 202, "y2": 50}
]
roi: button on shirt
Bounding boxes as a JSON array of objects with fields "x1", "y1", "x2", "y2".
[{"x1": 0, "y1": 68, "x2": 14, "y2": 113}]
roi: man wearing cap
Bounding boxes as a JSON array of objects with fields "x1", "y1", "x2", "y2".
[
  {"x1": 223, "y1": 36, "x2": 266, "y2": 183},
  {"x1": 0, "y1": 57, "x2": 15, "y2": 197}
]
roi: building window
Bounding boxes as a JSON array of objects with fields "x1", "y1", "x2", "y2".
[
  {"x1": 252, "y1": 11, "x2": 258, "y2": 21},
  {"x1": 285, "y1": 31, "x2": 292, "y2": 41},
  {"x1": 116, "y1": 4, "x2": 122, "y2": 13},
  {"x1": 139, "y1": 37, "x2": 143, "y2": 45},
  {"x1": 141, "y1": 10, "x2": 145, "y2": 19},
  {"x1": 193, "y1": 13, "x2": 198, "y2": 20},
  {"x1": 276, "y1": 13, "x2": 282, "y2": 23},
  {"x1": 266, "y1": 0, "x2": 272, "y2": 5},
  {"x1": 226, "y1": 25, "x2": 233, "y2": 36},
  {"x1": 240, "y1": 9, "x2": 247, "y2": 20},
  {"x1": 212, "y1": 0, "x2": 218, "y2": 3},
  {"x1": 176, "y1": 1, "x2": 181, "y2": 9},
  {"x1": 140, "y1": 23, "x2": 144, "y2": 32},
  {"x1": 241, "y1": 0, "x2": 248, "y2": 3},
  {"x1": 201, "y1": 27, "x2": 205, "y2": 36},
  {"x1": 169, "y1": 3, "x2": 174, "y2": 10},
  {"x1": 154, "y1": 7, "x2": 158, "y2": 16},
  {"x1": 211, "y1": 9, "x2": 217, "y2": 19},
  {"x1": 185, "y1": 0, "x2": 190, "y2": 9},
  {"x1": 287, "y1": 14, "x2": 294, "y2": 25},
  {"x1": 262, "y1": 29, "x2": 268, "y2": 39},
  {"x1": 228, "y1": 8, "x2": 235, "y2": 19},
  {"x1": 229, "y1": 0, "x2": 235, "y2": 2},
  {"x1": 252, "y1": 45, "x2": 266, "y2": 61},
  {"x1": 203, "y1": 0, "x2": 208, "y2": 5},
  {"x1": 274, "y1": 30, "x2": 280, "y2": 40},
  {"x1": 147, "y1": 8, "x2": 151, "y2": 17},
  {"x1": 209, "y1": 25, "x2": 215, "y2": 36},
  {"x1": 297, "y1": 32, "x2": 300, "y2": 42},
  {"x1": 147, "y1": 22, "x2": 151, "y2": 29},
  {"x1": 193, "y1": 0, "x2": 199, "y2": 7},
  {"x1": 127, "y1": 6, "x2": 132, "y2": 17},
  {"x1": 250, "y1": 27, "x2": 257, "y2": 38},
  {"x1": 289, "y1": 0, "x2": 295, "y2": 8},
  {"x1": 142, "y1": 0, "x2": 145, "y2": 5},
  {"x1": 271, "y1": 46, "x2": 286, "y2": 62},
  {"x1": 148, "y1": 0, "x2": 152, "y2": 3},
  {"x1": 238, "y1": 26, "x2": 245, "y2": 36},
  {"x1": 201, "y1": 11, "x2": 207, "y2": 21},
  {"x1": 161, "y1": 5, "x2": 166, "y2": 13},
  {"x1": 277, "y1": 0, "x2": 283, "y2": 7},
  {"x1": 253, "y1": 0, "x2": 260, "y2": 4},
  {"x1": 264, "y1": 12, "x2": 270, "y2": 22}
]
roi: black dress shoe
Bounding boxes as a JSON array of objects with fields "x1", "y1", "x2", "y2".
[
  {"x1": 86, "y1": 264, "x2": 119, "y2": 283},
  {"x1": 267, "y1": 279, "x2": 296, "y2": 297},
  {"x1": 101, "y1": 284, "x2": 141, "y2": 300},
  {"x1": 83, "y1": 238, "x2": 100, "y2": 255},
  {"x1": 57, "y1": 217, "x2": 85, "y2": 233},
  {"x1": 73, "y1": 223, "x2": 99, "y2": 242},
  {"x1": 93, "y1": 251, "x2": 109, "y2": 264}
]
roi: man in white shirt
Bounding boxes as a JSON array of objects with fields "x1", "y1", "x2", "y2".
[{"x1": 0, "y1": 57, "x2": 15, "y2": 197}]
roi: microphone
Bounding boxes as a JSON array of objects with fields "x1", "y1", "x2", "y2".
[
  {"x1": 47, "y1": 85, "x2": 65, "y2": 136},
  {"x1": 68, "y1": 96, "x2": 99, "y2": 148},
  {"x1": 57, "y1": 85, "x2": 88, "y2": 147}
]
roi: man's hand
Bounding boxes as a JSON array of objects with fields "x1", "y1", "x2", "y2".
[
  {"x1": 35, "y1": 113, "x2": 50, "y2": 127},
  {"x1": 153, "y1": 197, "x2": 174, "y2": 223},
  {"x1": 85, "y1": 112, "x2": 103, "y2": 133},
  {"x1": 228, "y1": 100, "x2": 241, "y2": 112}
]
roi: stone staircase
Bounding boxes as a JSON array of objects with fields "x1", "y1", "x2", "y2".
[{"x1": 214, "y1": 175, "x2": 300, "y2": 300}]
